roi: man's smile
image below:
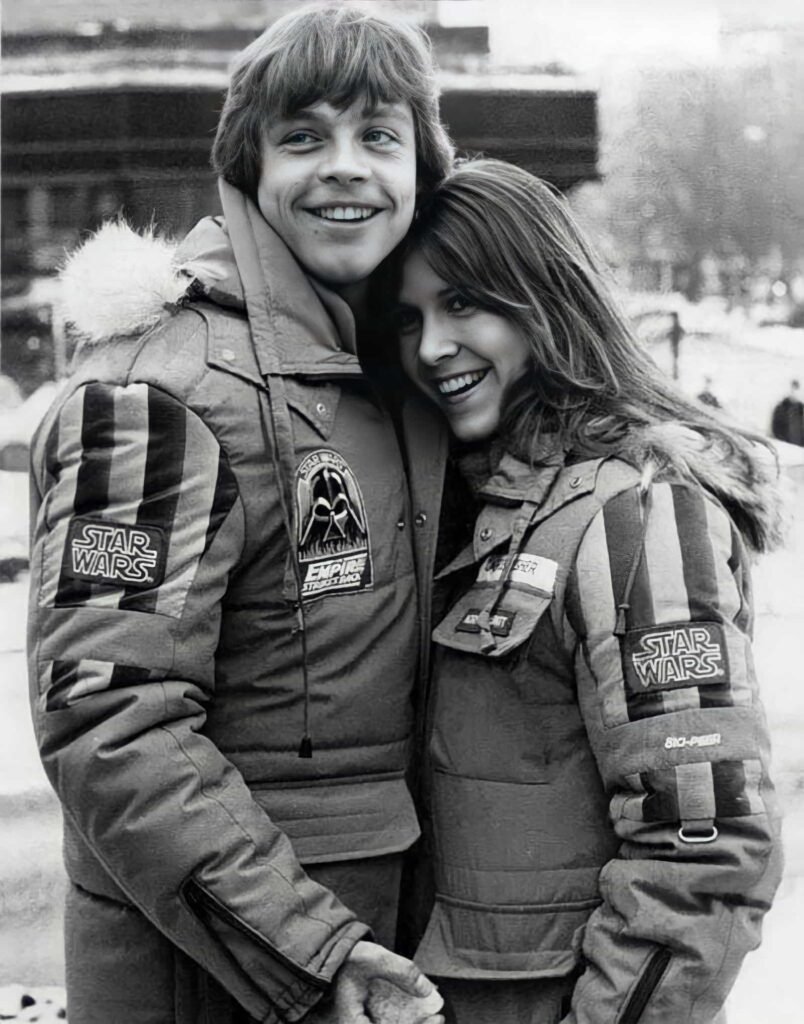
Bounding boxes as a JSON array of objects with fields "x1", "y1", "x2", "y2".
[{"x1": 306, "y1": 205, "x2": 381, "y2": 222}]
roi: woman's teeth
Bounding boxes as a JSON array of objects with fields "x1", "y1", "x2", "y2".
[
  {"x1": 310, "y1": 207, "x2": 377, "y2": 221},
  {"x1": 437, "y1": 370, "x2": 488, "y2": 397}
]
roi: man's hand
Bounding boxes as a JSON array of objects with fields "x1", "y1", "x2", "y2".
[{"x1": 307, "y1": 940, "x2": 444, "y2": 1024}]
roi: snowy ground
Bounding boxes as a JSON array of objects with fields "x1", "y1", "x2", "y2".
[{"x1": 3, "y1": 317, "x2": 804, "y2": 1019}]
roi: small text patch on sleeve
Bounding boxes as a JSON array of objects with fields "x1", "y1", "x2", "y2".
[
  {"x1": 64, "y1": 518, "x2": 167, "y2": 589},
  {"x1": 622, "y1": 622, "x2": 729, "y2": 694}
]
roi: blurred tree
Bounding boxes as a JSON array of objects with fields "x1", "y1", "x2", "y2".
[{"x1": 571, "y1": 49, "x2": 804, "y2": 303}]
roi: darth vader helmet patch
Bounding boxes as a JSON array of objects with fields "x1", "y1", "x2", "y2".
[{"x1": 295, "y1": 449, "x2": 373, "y2": 600}]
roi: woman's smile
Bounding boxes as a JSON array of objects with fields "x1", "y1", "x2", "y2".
[{"x1": 433, "y1": 368, "x2": 490, "y2": 400}]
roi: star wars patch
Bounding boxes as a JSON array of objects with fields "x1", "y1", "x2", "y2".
[
  {"x1": 64, "y1": 518, "x2": 166, "y2": 589},
  {"x1": 295, "y1": 449, "x2": 373, "y2": 600},
  {"x1": 623, "y1": 622, "x2": 729, "y2": 694},
  {"x1": 477, "y1": 552, "x2": 557, "y2": 595},
  {"x1": 455, "y1": 608, "x2": 516, "y2": 637}
]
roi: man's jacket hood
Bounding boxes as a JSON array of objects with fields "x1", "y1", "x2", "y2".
[{"x1": 58, "y1": 181, "x2": 358, "y2": 377}]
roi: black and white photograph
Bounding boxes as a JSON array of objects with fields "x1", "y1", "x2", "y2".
[{"x1": 2, "y1": 2, "x2": 803, "y2": 1021}]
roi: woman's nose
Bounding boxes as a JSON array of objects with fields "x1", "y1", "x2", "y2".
[{"x1": 418, "y1": 320, "x2": 460, "y2": 366}]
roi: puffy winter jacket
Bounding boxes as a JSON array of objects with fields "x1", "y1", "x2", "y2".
[
  {"x1": 412, "y1": 434, "x2": 783, "y2": 1023},
  {"x1": 27, "y1": 183, "x2": 436, "y2": 1023}
]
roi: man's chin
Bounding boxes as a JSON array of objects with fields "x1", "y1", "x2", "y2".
[{"x1": 309, "y1": 265, "x2": 372, "y2": 293}]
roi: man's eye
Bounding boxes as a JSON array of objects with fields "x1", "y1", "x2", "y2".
[
  {"x1": 282, "y1": 130, "x2": 319, "y2": 146},
  {"x1": 364, "y1": 128, "x2": 399, "y2": 147}
]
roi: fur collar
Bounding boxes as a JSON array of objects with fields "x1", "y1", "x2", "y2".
[
  {"x1": 466, "y1": 423, "x2": 783, "y2": 554},
  {"x1": 618, "y1": 421, "x2": 783, "y2": 553}
]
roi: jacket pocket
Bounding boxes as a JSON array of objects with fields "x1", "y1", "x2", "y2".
[
  {"x1": 414, "y1": 892, "x2": 598, "y2": 980},
  {"x1": 433, "y1": 585, "x2": 553, "y2": 659},
  {"x1": 618, "y1": 947, "x2": 672, "y2": 1023}
]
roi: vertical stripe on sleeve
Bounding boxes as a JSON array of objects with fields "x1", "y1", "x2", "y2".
[
  {"x1": 575, "y1": 507, "x2": 630, "y2": 727},
  {"x1": 670, "y1": 484, "x2": 718, "y2": 622},
  {"x1": 121, "y1": 387, "x2": 187, "y2": 612},
  {"x1": 55, "y1": 384, "x2": 116, "y2": 607}
]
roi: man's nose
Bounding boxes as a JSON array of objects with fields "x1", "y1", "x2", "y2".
[
  {"x1": 317, "y1": 137, "x2": 370, "y2": 184},
  {"x1": 418, "y1": 320, "x2": 460, "y2": 366}
]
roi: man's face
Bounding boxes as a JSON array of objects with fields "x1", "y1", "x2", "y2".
[{"x1": 257, "y1": 98, "x2": 417, "y2": 294}]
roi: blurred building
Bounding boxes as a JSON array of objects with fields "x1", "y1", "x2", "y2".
[{"x1": 1, "y1": 0, "x2": 598, "y2": 393}]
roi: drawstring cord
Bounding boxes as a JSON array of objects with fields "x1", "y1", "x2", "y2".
[
  {"x1": 476, "y1": 497, "x2": 541, "y2": 654},
  {"x1": 613, "y1": 483, "x2": 652, "y2": 637}
]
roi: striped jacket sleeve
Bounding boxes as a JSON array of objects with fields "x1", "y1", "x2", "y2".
[
  {"x1": 28, "y1": 381, "x2": 367, "y2": 1022},
  {"x1": 563, "y1": 479, "x2": 782, "y2": 1024}
]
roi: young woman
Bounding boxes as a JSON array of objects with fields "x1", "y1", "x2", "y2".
[{"x1": 394, "y1": 159, "x2": 783, "y2": 1024}]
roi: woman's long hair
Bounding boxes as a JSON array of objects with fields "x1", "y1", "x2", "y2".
[{"x1": 402, "y1": 158, "x2": 779, "y2": 550}]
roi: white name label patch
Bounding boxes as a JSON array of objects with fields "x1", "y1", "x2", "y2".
[{"x1": 477, "y1": 552, "x2": 557, "y2": 595}]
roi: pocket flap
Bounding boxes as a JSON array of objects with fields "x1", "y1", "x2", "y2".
[{"x1": 433, "y1": 591, "x2": 554, "y2": 662}]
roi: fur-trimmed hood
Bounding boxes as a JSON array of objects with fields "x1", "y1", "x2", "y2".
[{"x1": 58, "y1": 183, "x2": 358, "y2": 375}]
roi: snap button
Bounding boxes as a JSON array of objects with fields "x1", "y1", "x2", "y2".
[
  {"x1": 315, "y1": 402, "x2": 327, "y2": 416},
  {"x1": 220, "y1": 347, "x2": 236, "y2": 363},
  {"x1": 569, "y1": 476, "x2": 582, "y2": 489},
  {"x1": 479, "y1": 526, "x2": 493, "y2": 542},
  {"x1": 414, "y1": 511, "x2": 427, "y2": 527},
  {"x1": 396, "y1": 519, "x2": 405, "y2": 530}
]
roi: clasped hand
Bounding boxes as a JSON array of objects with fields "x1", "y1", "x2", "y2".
[{"x1": 306, "y1": 940, "x2": 445, "y2": 1024}]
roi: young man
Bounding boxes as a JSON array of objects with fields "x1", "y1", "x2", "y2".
[{"x1": 27, "y1": 7, "x2": 453, "y2": 1022}]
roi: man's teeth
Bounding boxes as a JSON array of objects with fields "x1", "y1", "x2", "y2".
[
  {"x1": 311, "y1": 207, "x2": 376, "y2": 221},
  {"x1": 437, "y1": 370, "x2": 487, "y2": 396}
]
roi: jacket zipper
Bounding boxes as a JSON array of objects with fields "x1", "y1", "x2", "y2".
[
  {"x1": 184, "y1": 878, "x2": 329, "y2": 990},
  {"x1": 619, "y1": 947, "x2": 672, "y2": 1024}
]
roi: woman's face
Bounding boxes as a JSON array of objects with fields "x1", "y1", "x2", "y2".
[{"x1": 397, "y1": 249, "x2": 531, "y2": 442}]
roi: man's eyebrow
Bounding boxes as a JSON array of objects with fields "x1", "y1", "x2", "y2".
[
  {"x1": 361, "y1": 102, "x2": 413, "y2": 123},
  {"x1": 278, "y1": 108, "x2": 324, "y2": 123}
]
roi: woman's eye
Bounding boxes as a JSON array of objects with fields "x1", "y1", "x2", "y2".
[
  {"x1": 446, "y1": 293, "x2": 475, "y2": 315},
  {"x1": 394, "y1": 308, "x2": 421, "y2": 335},
  {"x1": 364, "y1": 128, "x2": 399, "y2": 147}
]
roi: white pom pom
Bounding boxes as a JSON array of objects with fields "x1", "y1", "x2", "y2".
[{"x1": 58, "y1": 220, "x2": 190, "y2": 343}]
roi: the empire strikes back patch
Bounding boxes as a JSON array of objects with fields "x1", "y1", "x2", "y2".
[
  {"x1": 622, "y1": 622, "x2": 729, "y2": 694},
  {"x1": 63, "y1": 517, "x2": 167, "y2": 588},
  {"x1": 295, "y1": 449, "x2": 373, "y2": 600}
]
